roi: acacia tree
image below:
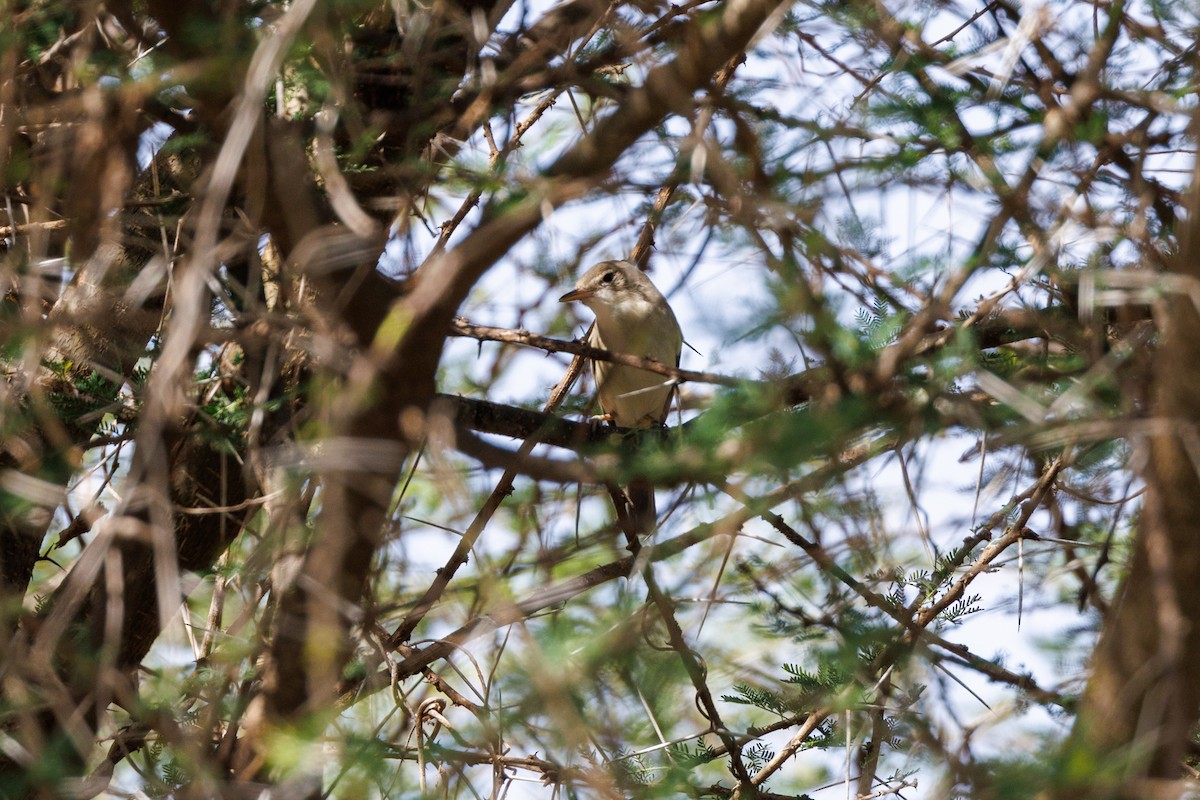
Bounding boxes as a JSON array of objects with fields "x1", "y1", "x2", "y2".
[{"x1": 1, "y1": 0, "x2": 1198, "y2": 798}]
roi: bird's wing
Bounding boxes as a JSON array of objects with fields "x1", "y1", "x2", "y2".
[{"x1": 587, "y1": 324, "x2": 615, "y2": 419}]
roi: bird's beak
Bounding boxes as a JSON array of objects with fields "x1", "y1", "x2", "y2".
[{"x1": 559, "y1": 287, "x2": 593, "y2": 303}]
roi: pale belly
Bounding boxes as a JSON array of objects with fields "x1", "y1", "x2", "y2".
[
  {"x1": 584, "y1": 291, "x2": 682, "y2": 428},
  {"x1": 594, "y1": 359, "x2": 674, "y2": 427}
]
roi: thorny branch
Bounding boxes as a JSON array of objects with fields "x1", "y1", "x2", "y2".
[{"x1": 0, "y1": 0, "x2": 1192, "y2": 797}]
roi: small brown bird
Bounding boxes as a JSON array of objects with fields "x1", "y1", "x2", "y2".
[{"x1": 559, "y1": 260, "x2": 683, "y2": 532}]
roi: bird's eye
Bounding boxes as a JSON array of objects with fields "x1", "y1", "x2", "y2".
[{"x1": 601, "y1": 272, "x2": 615, "y2": 284}]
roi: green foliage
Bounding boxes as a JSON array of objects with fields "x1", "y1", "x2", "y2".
[
  {"x1": 611, "y1": 750, "x2": 652, "y2": 785},
  {"x1": 194, "y1": 355, "x2": 258, "y2": 454},
  {"x1": 781, "y1": 662, "x2": 852, "y2": 695},
  {"x1": 725, "y1": 682, "x2": 802, "y2": 716},
  {"x1": 0, "y1": 0, "x2": 1183, "y2": 797},
  {"x1": 139, "y1": 737, "x2": 189, "y2": 799},
  {"x1": 12, "y1": 1, "x2": 78, "y2": 63},
  {"x1": 936, "y1": 594, "x2": 983, "y2": 626},
  {"x1": 854, "y1": 296, "x2": 905, "y2": 350},
  {"x1": 667, "y1": 738, "x2": 719, "y2": 768},
  {"x1": 973, "y1": 730, "x2": 1138, "y2": 800},
  {"x1": 41, "y1": 359, "x2": 123, "y2": 436},
  {"x1": 740, "y1": 740, "x2": 777, "y2": 773}
]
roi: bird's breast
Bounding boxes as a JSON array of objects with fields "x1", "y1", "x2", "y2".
[{"x1": 590, "y1": 314, "x2": 681, "y2": 428}]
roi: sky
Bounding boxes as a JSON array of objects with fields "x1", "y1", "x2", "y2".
[{"x1": 71, "y1": 0, "x2": 1196, "y2": 796}]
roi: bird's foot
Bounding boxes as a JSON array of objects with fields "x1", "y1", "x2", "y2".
[{"x1": 587, "y1": 413, "x2": 618, "y2": 435}]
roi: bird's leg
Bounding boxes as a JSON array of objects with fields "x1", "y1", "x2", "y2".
[{"x1": 586, "y1": 412, "x2": 619, "y2": 444}]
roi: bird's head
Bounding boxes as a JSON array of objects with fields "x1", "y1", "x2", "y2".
[{"x1": 559, "y1": 260, "x2": 651, "y2": 312}]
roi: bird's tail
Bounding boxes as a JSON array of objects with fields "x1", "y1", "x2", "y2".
[{"x1": 626, "y1": 479, "x2": 657, "y2": 535}]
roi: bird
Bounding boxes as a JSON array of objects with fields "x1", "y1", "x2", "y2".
[{"x1": 559, "y1": 260, "x2": 683, "y2": 534}]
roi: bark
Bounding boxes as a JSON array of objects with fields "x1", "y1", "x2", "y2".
[
  {"x1": 1065, "y1": 160, "x2": 1200, "y2": 796},
  {"x1": 258, "y1": 0, "x2": 794, "y2": 733}
]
